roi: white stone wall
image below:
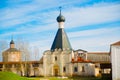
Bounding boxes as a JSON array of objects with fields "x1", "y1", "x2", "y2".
[
  {"x1": 8, "y1": 52, "x2": 21, "y2": 62},
  {"x1": 43, "y1": 49, "x2": 98, "y2": 77},
  {"x1": 71, "y1": 63, "x2": 95, "y2": 76},
  {"x1": 111, "y1": 46, "x2": 120, "y2": 80}
]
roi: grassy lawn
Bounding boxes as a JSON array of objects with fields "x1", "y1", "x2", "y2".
[
  {"x1": 0, "y1": 71, "x2": 111, "y2": 80},
  {"x1": 28, "y1": 76, "x2": 110, "y2": 80},
  {"x1": 0, "y1": 71, "x2": 31, "y2": 80}
]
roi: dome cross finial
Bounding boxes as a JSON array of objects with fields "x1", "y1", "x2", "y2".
[
  {"x1": 11, "y1": 34, "x2": 13, "y2": 40},
  {"x1": 59, "y1": 6, "x2": 62, "y2": 15}
]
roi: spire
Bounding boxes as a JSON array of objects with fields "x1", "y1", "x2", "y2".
[{"x1": 51, "y1": 8, "x2": 72, "y2": 51}]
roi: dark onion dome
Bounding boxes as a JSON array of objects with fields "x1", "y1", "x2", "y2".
[
  {"x1": 10, "y1": 40, "x2": 14, "y2": 44},
  {"x1": 56, "y1": 14, "x2": 65, "y2": 22}
]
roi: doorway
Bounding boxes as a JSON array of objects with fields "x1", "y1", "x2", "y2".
[{"x1": 53, "y1": 65, "x2": 59, "y2": 76}]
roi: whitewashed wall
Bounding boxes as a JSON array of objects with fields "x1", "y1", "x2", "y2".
[{"x1": 111, "y1": 46, "x2": 120, "y2": 80}]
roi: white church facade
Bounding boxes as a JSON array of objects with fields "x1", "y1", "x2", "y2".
[{"x1": 0, "y1": 10, "x2": 114, "y2": 78}]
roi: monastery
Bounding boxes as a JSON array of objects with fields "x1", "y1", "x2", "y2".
[{"x1": 0, "y1": 10, "x2": 119, "y2": 79}]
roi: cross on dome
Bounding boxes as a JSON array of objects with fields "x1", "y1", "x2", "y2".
[{"x1": 56, "y1": 7, "x2": 65, "y2": 22}]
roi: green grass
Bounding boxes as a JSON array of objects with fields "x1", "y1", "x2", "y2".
[
  {"x1": 28, "y1": 76, "x2": 111, "y2": 80},
  {"x1": 28, "y1": 77, "x2": 101, "y2": 80},
  {"x1": 69, "y1": 76, "x2": 101, "y2": 80},
  {"x1": 0, "y1": 71, "x2": 32, "y2": 80},
  {"x1": 0, "y1": 71, "x2": 111, "y2": 80}
]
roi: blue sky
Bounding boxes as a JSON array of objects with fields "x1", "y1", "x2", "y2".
[{"x1": 0, "y1": 0, "x2": 120, "y2": 60}]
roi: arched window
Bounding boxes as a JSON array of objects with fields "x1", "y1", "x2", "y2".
[
  {"x1": 55, "y1": 56, "x2": 57, "y2": 61},
  {"x1": 63, "y1": 67, "x2": 66, "y2": 72},
  {"x1": 74, "y1": 67, "x2": 78, "y2": 72}
]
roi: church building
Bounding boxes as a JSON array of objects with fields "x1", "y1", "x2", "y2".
[{"x1": 42, "y1": 9, "x2": 110, "y2": 77}]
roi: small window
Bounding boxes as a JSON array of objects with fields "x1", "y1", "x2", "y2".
[
  {"x1": 63, "y1": 67, "x2": 66, "y2": 72},
  {"x1": 74, "y1": 67, "x2": 78, "y2": 72},
  {"x1": 82, "y1": 66, "x2": 85, "y2": 72},
  {"x1": 55, "y1": 56, "x2": 57, "y2": 61}
]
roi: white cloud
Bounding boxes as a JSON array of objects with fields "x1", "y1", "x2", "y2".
[
  {"x1": 1, "y1": 2, "x2": 120, "y2": 38},
  {"x1": 69, "y1": 27, "x2": 120, "y2": 52},
  {"x1": 68, "y1": 27, "x2": 120, "y2": 38},
  {"x1": 1, "y1": 1, "x2": 120, "y2": 29},
  {"x1": 64, "y1": 3, "x2": 120, "y2": 28},
  {"x1": 71, "y1": 35, "x2": 120, "y2": 52}
]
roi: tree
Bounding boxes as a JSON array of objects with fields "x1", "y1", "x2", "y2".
[
  {"x1": 16, "y1": 38, "x2": 30, "y2": 76},
  {"x1": 16, "y1": 38, "x2": 30, "y2": 61},
  {"x1": 33, "y1": 46, "x2": 39, "y2": 61}
]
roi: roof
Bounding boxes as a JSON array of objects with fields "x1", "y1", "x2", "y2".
[
  {"x1": 111, "y1": 41, "x2": 120, "y2": 46},
  {"x1": 75, "y1": 49, "x2": 87, "y2": 52},
  {"x1": 3, "y1": 48, "x2": 20, "y2": 53},
  {"x1": 10, "y1": 40, "x2": 14, "y2": 44},
  {"x1": 0, "y1": 61, "x2": 41, "y2": 64},
  {"x1": 88, "y1": 52, "x2": 109, "y2": 54},
  {"x1": 87, "y1": 52, "x2": 110, "y2": 63},
  {"x1": 51, "y1": 28, "x2": 72, "y2": 51}
]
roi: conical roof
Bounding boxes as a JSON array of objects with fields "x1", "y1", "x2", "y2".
[{"x1": 51, "y1": 28, "x2": 72, "y2": 51}]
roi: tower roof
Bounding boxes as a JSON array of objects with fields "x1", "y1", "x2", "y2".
[
  {"x1": 10, "y1": 40, "x2": 14, "y2": 44},
  {"x1": 51, "y1": 28, "x2": 72, "y2": 51}
]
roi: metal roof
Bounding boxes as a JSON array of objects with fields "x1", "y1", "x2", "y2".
[{"x1": 51, "y1": 28, "x2": 72, "y2": 51}]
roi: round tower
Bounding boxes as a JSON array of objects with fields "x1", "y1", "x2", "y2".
[{"x1": 2, "y1": 39, "x2": 21, "y2": 62}]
